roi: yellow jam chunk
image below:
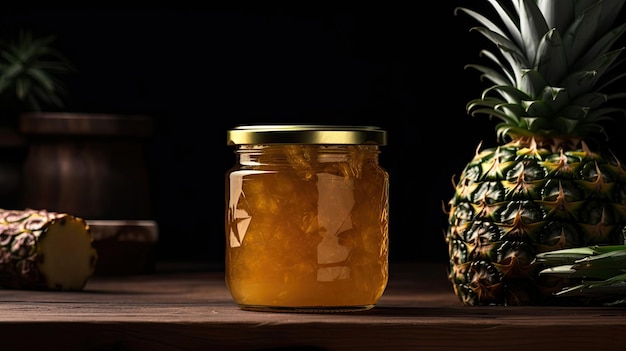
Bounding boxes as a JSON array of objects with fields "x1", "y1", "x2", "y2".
[{"x1": 225, "y1": 145, "x2": 389, "y2": 310}]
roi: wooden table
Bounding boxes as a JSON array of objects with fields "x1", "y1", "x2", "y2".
[{"x1": 0, "y1": 262, "x2": 624, "y2": 351}]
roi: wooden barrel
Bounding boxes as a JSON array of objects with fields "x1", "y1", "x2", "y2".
[{"x1": 19, "y1": 112, "x2": 153, "y2": 220}]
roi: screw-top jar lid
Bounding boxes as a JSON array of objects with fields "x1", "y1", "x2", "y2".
[{"x1": 227, "y1": 125, "x2": 387, "y2": 146}]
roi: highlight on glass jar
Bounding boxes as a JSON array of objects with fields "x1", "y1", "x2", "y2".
[{"x1": 225, "y1": 125, "x2": 389, "y2": 313}]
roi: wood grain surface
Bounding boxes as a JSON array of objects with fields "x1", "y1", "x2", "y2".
[{"x1": 0, "y1": 262, "x2": 624, "y2": 351}]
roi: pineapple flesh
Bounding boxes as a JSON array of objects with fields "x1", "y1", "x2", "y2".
[{"x1": 446, "y1": 0, "x2": 626, "y2": 306}]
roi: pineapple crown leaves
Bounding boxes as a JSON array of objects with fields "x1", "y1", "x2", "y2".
[
  {"x1": 536, "y1": 245, "x2": 626, "y2": 305},
  {"x1": 0, "y1": 30, "x2": 75, "y2": 112},
  {"x1": 456, "y1": 0, "x2": 626, "y2": 144}
]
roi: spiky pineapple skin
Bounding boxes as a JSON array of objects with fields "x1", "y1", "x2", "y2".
[{"x1": 446, "y1": 140, "x2": 626, "y2": 306}]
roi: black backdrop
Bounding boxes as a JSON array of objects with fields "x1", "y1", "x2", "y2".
[{"x1": 2, "y1": 7, "x2": 626, "y2": 264}]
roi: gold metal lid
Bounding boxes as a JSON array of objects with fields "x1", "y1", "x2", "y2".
[{"x1": 227, "y1": 125, "x2": 387, "y2": 145}]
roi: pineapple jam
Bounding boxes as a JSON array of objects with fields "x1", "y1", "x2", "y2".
[{"x1": 225, "y1": 125, "x2": 389, "y2": 312}]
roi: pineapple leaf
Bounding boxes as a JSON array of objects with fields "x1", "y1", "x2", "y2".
[
  {"x1": 538, "y1": 264, "x2": 577, "y2": 278},
  {"x1": 534, "y1": 28, "x2": 567, "y2": 85},
  {"x1": 590, "y1": 47, "x2": 624, "y2": 77},
  {"x1": 592, "y1": 0, "x2": 626, "y2": 35},
  {"x1": 487, "y1": 0, "x2": 523, "y2": 47},
  {"x1": 468, "y1": 106, "x2": 518, "y2": 124},
  {"x1": 466, "y1": 96, "x2": 508, "y2": 112},
  {"x1": 573, "y1": 249, "x2": 626, "y2": 269},
  {"x1": 607, "y1": 91, "x2": 626, "y2": 103},
  {"x1": 586, "y1": 106, "x2": 626, "y2": 124},
  {"x1": 516, "y1": 0, "x2": 549, "y2": 62},
  {"x1": 537, "y1": 86, "x2": 569, "y2": 113},
  {"x1": 521, "y1": 116, "x2": 550, "y2": 131},
  {"x1": 497, "y1": 104, "x2": 527, "y2": 124},
  {"x1": 521, "y1": 99, "x2": 553, "y2": 117},
  {"x1": 483, "y1": 84, "x2": 531, "y2": 103},
  {"x1": 562, "y1": 0, "x2": 604, "y2": 67},
  {"x1": 574, "y1": 22, "x2": 626, "y2": 71},
  {"x1": 519, "y1": 69, "x2": 549, "y2": 99},
  {"x1": 475, "y1": 50, "x2": 516, "y2": 85},
  {"x1": 494, "y1": 122, "x2": 534, "y2": 140},
  {"x1": 465, "y1": 63, "x2": 512, "y2": 88},
  {"x1": 554, "y1": 273, "x2": 626, "y2": 297},
  {"x1": 468, "y1": 26, "x2": 529, "y2": 86},
  {"x1": 455, "y1": 6, "x2": 508, "y2": 38},
  {"x1": 536, "y1": 0, "x2": 573, "y2": 30},
  {"x1": 571, "y1": 92, "x2": 608, "y2": 108},
  {"x1": 535, "y1": 246, "x2": 607, "y2": 265},
  {"x1": 559, "y1": 69, "x2": 604, "y2": 103},
  {"x1": 537, "y1": 246, "x2": 626, "y2": 303},
  {"x1": 458, "y1": 1, "x2": 626, "y2": 142}
]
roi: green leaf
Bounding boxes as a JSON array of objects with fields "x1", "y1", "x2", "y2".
[
  {"x1": 562, "y1": 0, "x2": 603, "y2": 66},
  {"x1": 534, "y1": 29, "x2": 567, "y2": 85},
  {"x1": 0, "y1": 30, "x2": 74, "y2": 111},
  {"x1": 535, "y1": 246, "x2": 600, "y2": 265},
  {"x1": 470, "y1": 26, "x2": 529, "y2": 85},
  {"x1": 455, "y1": 6, "x2": 509, "y2": 38},
  {"x1": 487, "y1": 0, "x2": 523, "y2": 47},
  {"x1": 537, "y1": 245, "x2": 626, "y2": 304},
  {"x1": 539, "y1": 264, "x2": 577, "y2": 278},
  {"x1": 574, "y1": 250, "x2": 626, "y2": 269},
  {"x1": 464, "y1": 63, "x2": 512, "y2": 88},
  {"x1": 517, "y1": 0, "x2": 549, "y2": 62}
]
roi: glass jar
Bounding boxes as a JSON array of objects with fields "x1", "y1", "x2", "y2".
[{"x1": 225, "y1": 125, "x2": 389, "y2": 312}]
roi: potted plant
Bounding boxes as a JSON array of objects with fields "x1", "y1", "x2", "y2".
[
  {"x1": 0, "y1": 30, "x2": 74, "y2": 123},
  {"x1": 0, "y1": 30, "x2": 74, "y2": 209}
]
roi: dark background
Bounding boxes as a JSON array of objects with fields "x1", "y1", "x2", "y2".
[{"x1": 2, "y1": 7, "x2": 626, "y2": 265}]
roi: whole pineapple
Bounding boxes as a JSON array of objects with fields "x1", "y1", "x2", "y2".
[{"x1": 446, "y1": 0, "x2": 626, "y2": 306}]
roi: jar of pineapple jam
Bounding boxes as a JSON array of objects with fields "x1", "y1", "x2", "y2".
[{"x1": 225, "y1": 125, "x2": 389, "y2": 312}]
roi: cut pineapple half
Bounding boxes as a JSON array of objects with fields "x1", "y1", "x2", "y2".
[
  {"x1": 37, "y1": 215, "x2": 98, "y2": 290},
  {"x1": 0, "y1": 209, "x2": 98, "y2": 290}
]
